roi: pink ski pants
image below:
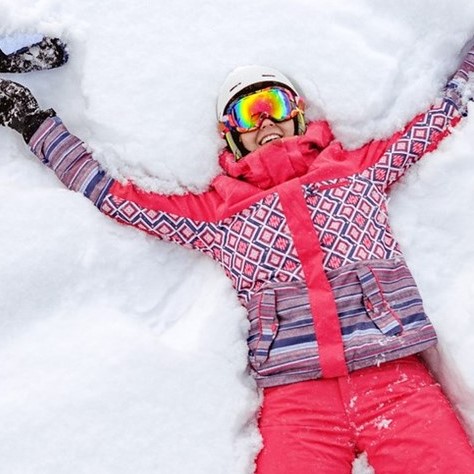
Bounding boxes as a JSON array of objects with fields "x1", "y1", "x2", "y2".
[{"x1": 256, "y1": 356, "x2": 474, "y2": 473}]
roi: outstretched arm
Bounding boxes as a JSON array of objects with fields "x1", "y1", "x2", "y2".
[
  {"x1": 0, "y1": 80, "x2": 113, "y2": 207},
  {"x1": 29, "y1": 116, "x2": 115, "y2": 208},
  {"x1": 366, "y1": 40, "x2": 474, "y2": 191},
  {"x1": 0, "y1": 80, "x2": 224, "y2": 250}
]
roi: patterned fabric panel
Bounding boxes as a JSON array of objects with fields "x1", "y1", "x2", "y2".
[
  {"x1": 214, "y1": 194, "x2": 304, "y2": 302},
  {"x1": 328, "y1": 258, "x2": 437, "y2": 360},
  {"x1": 101, "y1": 194, "x2": 211, "y2": 250},
  {"x1": 365, "y1": 98, "x2": 460, "y2": 190},
  {"x1": 246, "y1": 281, "x2": 321, "y2": 384},
  {"x1": 246, "y1": 258, "x2": 437, "y2": 388},
  {"x1": 303, "y1": 176, "x2": 400, "y2": 271},
  {"x1": 101, "y1": 192, "x2": 305, "y2": 304}
]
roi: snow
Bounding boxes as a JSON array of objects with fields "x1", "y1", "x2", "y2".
[
  {"x1": 0, "y1": 0, "x2": 473, "y2": 472},
  {"x1": 0, "y1": 32, "x2": 43, "y2": 54}
]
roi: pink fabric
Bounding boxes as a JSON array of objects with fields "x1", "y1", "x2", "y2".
[
  {"x1": 218, "y1": 121, "x2": 332, "y2": 188},
  {"x1": 256, "y1": 356, "x2": 474, "y2": 473},
  {"x1": 218, "y1": 120, "x2": 386, "y2": 190},
  {"x1": 278, "y1": 179, "x2": 347, "y2": 378}
]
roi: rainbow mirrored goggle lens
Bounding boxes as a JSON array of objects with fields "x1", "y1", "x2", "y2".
[{"x1": 221, "y1": 87, "x2": 301, "y2": 134}]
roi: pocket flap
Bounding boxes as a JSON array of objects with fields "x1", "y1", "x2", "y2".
[
  {"x1": 256, "y1": 288, "x2": 279, "y2": 345},
  {"x1": 247, "y1": 288, "x2": 280, "y2": 366},
  {"x1": 356, "y1": 265, "x2": 403, "y2": 336}
]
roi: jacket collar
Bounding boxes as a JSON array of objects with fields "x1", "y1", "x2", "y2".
[{"x1": 218, "y1": 121, "x2": 335, "y2": 189}]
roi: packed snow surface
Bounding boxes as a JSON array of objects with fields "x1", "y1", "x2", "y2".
[{"x1": 0, "y1": 1, "x2": 473, "y2": 473}]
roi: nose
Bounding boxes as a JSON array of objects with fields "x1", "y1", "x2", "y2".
[{"x1": 259, "y1": 117, "x2": 276, "y2": 129}]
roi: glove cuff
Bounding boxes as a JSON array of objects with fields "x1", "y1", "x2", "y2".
[{"x1": 21, "y1": 108, "x2": 56, "y2": 143}]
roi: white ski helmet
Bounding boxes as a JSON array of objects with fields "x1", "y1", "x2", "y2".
[{"x1": 217, "y1": 65, "x2": 306, "y2": 159}]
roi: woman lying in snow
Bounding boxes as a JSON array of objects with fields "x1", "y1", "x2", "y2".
[{"x1": 1, "y1": 38, "x2": 474, "y2": 473}]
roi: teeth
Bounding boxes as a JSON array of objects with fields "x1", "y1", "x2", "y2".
[{"x1": 260, "y1": 134, "x2": 281, "y2": 145}]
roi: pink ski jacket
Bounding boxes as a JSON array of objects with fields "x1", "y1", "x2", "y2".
[{"x1": 29, "y1": 50, "x2": 473, "y2": 388}]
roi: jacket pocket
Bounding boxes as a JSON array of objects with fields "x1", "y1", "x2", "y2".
[
  {"x1": 246, "y1": 288, "x2": 280, "y2": 369},
  {"x1": 356, "y1": 265, "x2": 403, "y2": 336}
]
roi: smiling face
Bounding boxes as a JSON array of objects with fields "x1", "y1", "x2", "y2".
[
  {"x1": 238, "y1": 117, "x2": 296, "y2": 153},
  {"x1": 218, "y1": 74, "x2": 306, "y2": 160}
]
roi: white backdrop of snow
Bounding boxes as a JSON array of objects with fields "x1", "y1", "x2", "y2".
[{"x1": 0, "y1": 0, "x2": 473, "y2": 473}]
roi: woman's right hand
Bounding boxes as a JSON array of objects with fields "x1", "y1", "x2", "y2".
[{"x1": 0, "y1": 79, "x2": 55, "y2": 142}]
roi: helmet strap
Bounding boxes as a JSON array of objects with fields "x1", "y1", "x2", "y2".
[
  {"x1": 295, "y1": 110, "x2": 307, "y2": 135},
  {"x1": 225, "y1": 130, "x2": 245, "y2": 161}
]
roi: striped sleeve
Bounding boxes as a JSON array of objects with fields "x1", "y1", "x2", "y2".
[{"x1": 29, "y1": 116, "x2": 114, "y2": 207}]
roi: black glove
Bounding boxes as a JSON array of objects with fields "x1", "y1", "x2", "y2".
[
  {"x1": 0, "y1": 79, "x2": 55, "y2": 142},
  {"x1": 0, "y1": 37, "x2": 68, "y2": 73}
]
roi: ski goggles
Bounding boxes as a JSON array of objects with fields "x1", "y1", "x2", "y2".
[{"x1": 219, "y1": 86, "x2": 303, "y2": 135}]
